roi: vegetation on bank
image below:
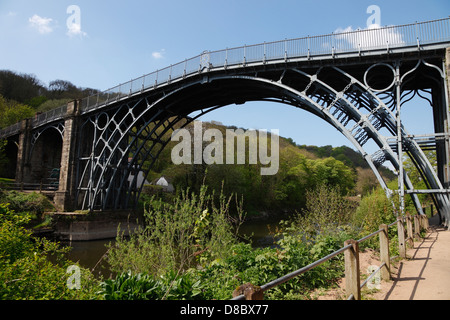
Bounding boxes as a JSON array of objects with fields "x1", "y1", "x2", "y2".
[
  {"x1": 0, "y1": 179, "x2": 412, "y2": 300},
  {"x1": 0, "y1": 203, "x2": 101, "y2": 299},
  {"x1": 100, "y1": 182, "x2": 408, "y2": 300}
]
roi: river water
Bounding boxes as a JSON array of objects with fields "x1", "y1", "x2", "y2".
[{"x1": 60, "y1": 216, "x2": 286, "y2": 278}]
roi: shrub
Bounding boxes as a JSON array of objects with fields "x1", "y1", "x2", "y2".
[
  {"x1": 107, "y1": 185, "x2": 245, "y2": 276},
  {"x1": 100, "y1": 270, "x2": 205, "y2": 300},
  {"x1": 0, "y1": 203, "x2": 101, "y2": 300},
  {"x1": 0, "y1": 190, "x2": 55, "y2": 219},
  {"x1": 290, "y1": 184, "x2": 357, "y2": 240}
]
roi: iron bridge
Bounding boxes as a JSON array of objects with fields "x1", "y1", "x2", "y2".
[{"x1": 1, "y1": 18, "x2": 450, "y2": 225}]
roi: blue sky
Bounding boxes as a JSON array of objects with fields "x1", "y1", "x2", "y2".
[{"x1": 0, "y1": 0, "x2": 448, "y2": 151}]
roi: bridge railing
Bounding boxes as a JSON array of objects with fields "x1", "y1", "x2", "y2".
[
  {"x1": 231, "y1": 211, "x2": 432, "y2": 300},
  {"x1": 1, "y1": 18, "x2": 449, "y2": 138},
  {"x1": 32, "y1": 104, "x2": 68, "y2": 128},
  {"x1": 79, "y1": 17, "x2": 450, "y2": 114},
  {"x1": 0, "y1": 122, "x2": 21, "y2": 138}
]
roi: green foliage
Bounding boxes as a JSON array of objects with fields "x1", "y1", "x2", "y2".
[
  {"x1": 107, "y1": 185, "x2": 245, "y2": 276},
  {"x1": 0, "y1": 95, "x2": 35, "y2": 129},
  {"x1": 36, "y1": 98, "x2": 71, "y2": 113},
  {"x1": 0, "y1": 190, "x2": 55, "y2": 219},
  {"x1": 0, "y1": 203, "x2": 34, "y2": 264},
  {"x1": 0, "y1": 70, "x2": 100, "y2": 129},
  {"x1": 106, "y1": 184, "x2": 350, "y2": 300},
  {"x1": 26, "y1": 96, "x2": 48, "y2": 109},
  {"x1": 0, "y1": 70, "x2": 44, "y2": 103},
  {"x1": 403, "y1": 152, "x2": 436, "y2": 206},
  {"x1": 353, "y1": 186, "x2": 396, "y2": 235},
  {"x1": 290, "y1": 184, "x2": 357, "y2": 240},
  {"x1": 100, "y1": 270, "x2": 204, "y2": 300},
  {"x1": 298, "y1": 144, "x2": 395, "y2": 181},
  {"x1": 152, "y1": 122, "x2": 358, "y2": 214},
  {"x1": 188, "y1": 232, "x2": 345, "y2": 300},
  {"x1": 103, "y1": 182, "x2": 403, "y2": 300},
  {"x1": 351, "y1": 185, "x2": 400, "y2": 255},
  {"x1": 0, "y1": 203, "x2": 102, "y2": 299}
]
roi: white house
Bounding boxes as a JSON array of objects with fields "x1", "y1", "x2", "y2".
[
  {"x1": 153, "y1": 176, "x2": 174, "y2": 193},
  {"x1": 128, "y1": 170, "x2": 151, "y2": 187}
]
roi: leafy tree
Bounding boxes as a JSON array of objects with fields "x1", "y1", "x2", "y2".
[
  {"x1": 293, "y1": 157, "x2": 356, "y2": 195},
  {"x1": 0, "y1": 95, "x2": 35, "y2": 129}
]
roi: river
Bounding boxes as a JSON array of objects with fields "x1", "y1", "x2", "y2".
[{"x1": 60, "y1": 215, "x2": 286, "y2": 279}]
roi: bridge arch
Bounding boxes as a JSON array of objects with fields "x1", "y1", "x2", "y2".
[
  {"x1": 27, "y1": 125, "x2": 64, "y2": 186},
  {"x1": 76, "y1": 64, "x2": 447, "y2": 219},
  {"x1": 1, "y1": 137, "x2": 19, "y2": 180}
]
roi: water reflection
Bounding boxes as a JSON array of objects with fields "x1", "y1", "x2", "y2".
[
  {"x1": 60, "y1": 216, "x2": 286, "y2": 278},
  {"x1": 60, "y1": 239, "x2": 115, "y2": 279},
  {"x1": 238, "y1": 217, "x2": 283, "y2": 247}
]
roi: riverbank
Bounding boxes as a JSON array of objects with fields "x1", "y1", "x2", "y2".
[{"x1": 41, "y1": 210, "x2": 288, "y2": 279}]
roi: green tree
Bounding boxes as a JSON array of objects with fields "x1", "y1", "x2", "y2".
[
  {"x1": 294, "y1": 157, "x2": 356, "y2": 195},
  {"x1": 0, "y1": 95, "x2": 35, "y2": 129}
]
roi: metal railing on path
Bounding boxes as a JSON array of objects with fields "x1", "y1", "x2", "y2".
[{"x1": 231, "y1": 212, "x2": 431, "y2": 300}]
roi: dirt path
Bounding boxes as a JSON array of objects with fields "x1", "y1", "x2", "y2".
[
  {"x1": 374, "y1": 216, "x2": 450, "y2": 300},
  {"x1": 316, "y1": 215, "x2": 450, "y2": 300}
]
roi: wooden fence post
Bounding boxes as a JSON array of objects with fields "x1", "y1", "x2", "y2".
[
  {"x1": 379, "y1": 224, "x2": 391, "y2": 281},
  {"x1": 232, "y1": 283, "x2": 264, "y2": 300},
  {"x1": 344, "y1": 239, "x2": 360, "y2": 300},
  {"x1": 397, "y1": 218, "x2": 406, "y2": 258},
  {"x1": 406, "y1": 214, "x2": 414, "y2": 247},
  {"x1": 421, "y1": 215, "x2": 429, "y2": 232},
  {"x1": 414, "y1": 215, "x2": 420, "y2": 239}
]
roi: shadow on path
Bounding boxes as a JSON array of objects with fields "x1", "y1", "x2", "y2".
[{"x1": 382, "y1": 216, "x2": 450, "y2": 300}]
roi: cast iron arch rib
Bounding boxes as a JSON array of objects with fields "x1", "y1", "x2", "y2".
[{"x1": 75, "y1": 68, "x2": 441, "y2": 216}]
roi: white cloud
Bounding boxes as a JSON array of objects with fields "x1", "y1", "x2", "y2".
[
  {"x1": 29, "y1": 14, "x2": 53, "y2": 34},
  {"x1": 334, "y1": 24, "x2": 405, "y2": 50},
  {"x1": 152, "y1": 49, "x2": 166, "y2": 59},
  {"x1": 67, "y1": 22, "x2": 87, "y2": 38}
]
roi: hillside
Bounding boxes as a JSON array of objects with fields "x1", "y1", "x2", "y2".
[
  {"x1": 0, "y1": 69, "x2": 99, "y2": 129},
  {"x1": 142, "y1": 120, "x2": 393, "y2": 214}
]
